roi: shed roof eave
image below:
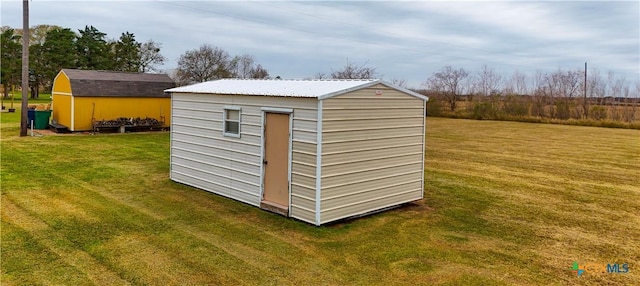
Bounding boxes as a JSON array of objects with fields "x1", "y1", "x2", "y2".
[
  {"x1": 316, "y1": 80, "x2": 381, "y2": 100},
  {"x1": 164, "y1": 79, "x2": 428, "y2": 101},
  {"x1": 317, "y1": 79, "x2": 429, "y2": 101}
]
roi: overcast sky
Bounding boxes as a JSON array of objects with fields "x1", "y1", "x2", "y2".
[{"x1": 2, "y1": 0, "x2": 639, "y2": 89}]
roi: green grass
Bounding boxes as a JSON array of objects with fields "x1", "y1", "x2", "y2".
[
  {"x1": 2, "y1": 93, "x2": 51, "y2": 107},
  {"x1": 2, "y1": 109, "x2": 639, "y2": 285}
]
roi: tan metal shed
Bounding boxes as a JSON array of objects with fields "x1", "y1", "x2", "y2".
[{"x1": 166, "y1": 79, "x2": 428, "y2": 225}]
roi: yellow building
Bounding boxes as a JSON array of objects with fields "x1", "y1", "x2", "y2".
[{"x1": 51, "y1": 69, "x2": 175, "y2": 131}]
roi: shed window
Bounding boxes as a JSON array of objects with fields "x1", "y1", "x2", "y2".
[{"x1": 223, "y1": 107, "x2": 241, "y2": 137}]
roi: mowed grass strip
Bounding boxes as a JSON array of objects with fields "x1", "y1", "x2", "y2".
[{"x1": 1, "y1": 109, "x2": 639, "y2": 285}]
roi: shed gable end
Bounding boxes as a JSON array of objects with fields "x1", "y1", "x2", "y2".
[{"x1": 319, "y1": 84, "x2": 425, "y2": 223}]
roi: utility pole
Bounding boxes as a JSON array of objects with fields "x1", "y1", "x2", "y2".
[
  {"x1": 583, "y1": 62, "x2": 588, "y2": 119},
  {"x1": 20, "y1": 0, "x2": 29, "y2": 136}
]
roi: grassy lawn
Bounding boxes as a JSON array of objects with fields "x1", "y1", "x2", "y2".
[{"x1": 1, "y1": 107, "x2": 638, "y2": 285}]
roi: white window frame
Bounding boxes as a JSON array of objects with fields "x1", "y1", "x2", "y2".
[{"x1": 223, "y1": 106, "x2": 241, "y2": 138}]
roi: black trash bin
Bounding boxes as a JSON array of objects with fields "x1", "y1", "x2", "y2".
[{"x1": 27, "y1": 109, "x2": 35, "y2": 128}]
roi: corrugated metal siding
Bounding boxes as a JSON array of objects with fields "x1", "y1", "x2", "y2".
[
  {"x1": 319, "y1": 84, "x2": 425, "y2": 224},
  {"x1": 170, "y1": 93, "x2": 317, "y2": 217},
  {"x1": 290, "y1": 141, "x2": 317, "y2": 224}
]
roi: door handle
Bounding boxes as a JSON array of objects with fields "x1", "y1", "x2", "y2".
[{"x1": 263, "y1": 160, "x2": 268, "y2": 165}]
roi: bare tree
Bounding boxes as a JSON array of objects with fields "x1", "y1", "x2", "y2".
[
  {"x1": 473, "y1": 64, "x2": 502, "y2": 96},
  {"x1": 534, "y1": 69, "x2": 581, "y2": 119},
  {"x1": 19, "y1": 24, "x2": 60, "y2": 45},
  {"x1": 390, "y1": 78, "x2": 407, "y2": 88},
  {"x1": 631, "y1": 82, "x2": 640, "y2": 122},
  {"x1": 504, "y1": 70, "x2": 528, "y2": 95},
  {"x1": 175, "y1": 44, "x2": 232, "y2": 85},
  {"x1": 330, "y1": 59, "x2": 378, "y2": 79},
  {"x1": 559, "y1": 70, "x2": 582, "y2": 99},
  {"x1": 314, "y1": 72, "x2": 327, "y2": 79},
  {"x1": 230, "y1": 54, "x2": 255, "y2": 79},
  {"x1": 607, "y1": 71, "x2": 626, "y2": 120},
  {"x1": 608, "y1": 71, "x2": 625, "y2": 98},
  {"x1": 228, "y1": 54, "x2": 270, "y2": 79},
  {"x1": 561, "y1": 70, "x2": 582, "y2": 118},
  {"x1": 622, "y1": 85, "x2": 634, "y2": 122},
  {"x1": 531, "y1": 71, "x2": 548, "y2": 117},
  {"x1": 139, "y1": 39, "x2": 166, "y2": 73},
  {"x1": 249, "y1": 64, "x2": 269, "y2": 79},
  {"x1": 588, "y1": 69, "x2": 606, "y2": 104},
  {"x1": 425, "y1": 66, "x2": 468, "y2": 111}
]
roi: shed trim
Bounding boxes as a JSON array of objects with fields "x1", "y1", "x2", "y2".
[
  {"x1": 261, "y1": 107, "x2": 294, "y2": 113},
  {"x1": 317, "y1": 80, "x2": 428, "y2": 101},
  {"x1": 421, "y1": 106, "x2": 426, "y2": 200},
  {"x1": 288, "y1": 113, "x2": 294, "y2": 215},
  {"x1": 321, "y1": 196, "x2": 421, "y2": 224},
  {"x1": 259, "y1": 108, "x2": 294, "y2": 214},
  {"x1": 315, "y1": 100, "x2": 323, "y2": 226},
  {"x1": 170, "y1": 95, "x2": 175, "y2": 181},
  {"x1": 165, "y1": 79, "x2": 428, "y2": 102},
  {"x1": 71, "y1": 96, "x2": 75, "y2": 131},
  {"x1": 222, "y1": 106, "x2": 242, "y2": 138},
  {"x1": 259, "y1": 113, "x2": 265, "y2": 204}
]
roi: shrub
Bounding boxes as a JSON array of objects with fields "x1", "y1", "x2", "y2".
[
  {"x1": 472, "y1": 101, "x2": 498, "y2": 120},
  {"x1": 530, "y1": 100, "x2": 546, "y2": 117},
  {"x1": 502, "y1": 95, "x2": 529, "y2": 117},
  {"x1": 426, "y1": 99, "x2": 443, "y2": 117},
  {"x1": 555, "y1": 101, "x2": 571, "y2": 120},
  {"x1": 590, "y1": 105, "x2": 607, "y2": 120}
]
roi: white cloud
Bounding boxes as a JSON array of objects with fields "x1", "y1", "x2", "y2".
[{"x1": 1, "y1": 0, "x2": 637, "y2": 89}]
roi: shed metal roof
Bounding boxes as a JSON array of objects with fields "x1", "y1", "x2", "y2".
[
  {"x1": 165, "y1": 79, "x2": 428, "y2": 101},
  {"x1": 61, "y1": 69, "x2": 175, "y2": 98}
]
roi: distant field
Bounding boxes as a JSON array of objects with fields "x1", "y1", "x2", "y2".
[{"x1": 1, "y1": 109, "x2": 638, "y2": 285}]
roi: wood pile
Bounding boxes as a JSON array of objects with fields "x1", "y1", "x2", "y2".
[{"x1": 93, "y1": 117, "x2": 162, "y2": 128}]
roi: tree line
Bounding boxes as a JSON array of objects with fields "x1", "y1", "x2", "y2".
[
  {"x1": 0, "y1": 25, "x2": 275, "y2": 98},
  {"x1": 421, "y1": 65, "x2": 640, "y2": 125},
  {"x1": 3, "y1": 24, "x2": 637, "y2": 126},
  {"x1": 1, "y1": 25, "x2": 166, "y2": 98},
  {"x1": 1, "y1": 23, "x2": 378, "y2": 98},
  {"x1": 173, "y1": 44, "x2": 270, "y2": 86},
  {"x1": 172, "y1": 48, "x2": 382, "y2": 85}
]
